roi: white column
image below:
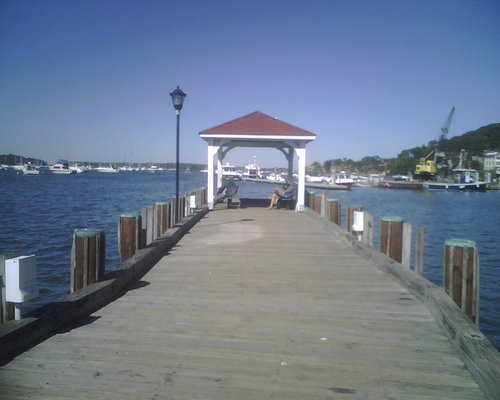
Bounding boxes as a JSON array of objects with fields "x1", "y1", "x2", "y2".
[
  {"x1": 207, "y1": 141, "x2": 218, "y2": 210},
  {"x1": 295, "y1": 145, "x2": 306, "y2": 211},
  {"x1": 217, "y1": 149, "x2": 224, "y2": 189},
  {"x1": 287, "y1": 146, "x2": 294, "y2": 179}
]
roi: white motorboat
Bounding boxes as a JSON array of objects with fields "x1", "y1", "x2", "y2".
[
  {"x1": 96, "y1": 165, "x2": 119, "y2": 173},
  {"x1": 50, "y1": 160, "x2": 75, "y2": 174},
  {"x1": 242, "y1": 163, "x2": 261, "y2": 179},
  {"x1": 222, "y1": 163, "x2": 242, "y2": 180},
  {"x1": 69, "y1": 164, "x2": 88, "y2": 173},
  {"x1": 21, "y1": 164, "x2": 40, "y2": 175},
  {"x1": 334, "y1": 172, "x2": 354, "y2": 185}
]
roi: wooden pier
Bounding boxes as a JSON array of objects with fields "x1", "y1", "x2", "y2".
[{"x1": 0, "y1": 204, "x2": 498, "y2": 399}]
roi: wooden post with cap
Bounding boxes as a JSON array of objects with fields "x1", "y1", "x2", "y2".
[
  {"x1": 444, "y1": 239, "x2": 480, "y2": 325},
  {"x1": 71, "y1": 229, "x2": 105, "y2": 292}
]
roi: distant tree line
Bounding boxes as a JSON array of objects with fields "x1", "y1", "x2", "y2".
[{"x1": 310, "y1": 123, "x2": 500, "y2": 178}]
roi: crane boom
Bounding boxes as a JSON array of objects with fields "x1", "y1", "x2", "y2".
[
  {"x1": 439, "y1": 106, "x2": 455, "y2": 142},
  {"x1": 414, "y1": 107, "x2": 455, "y2": 181}
]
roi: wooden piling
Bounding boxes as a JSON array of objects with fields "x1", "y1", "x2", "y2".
[
  {"x1": 155, "y1": 202, "x2": 169, "y2": 237},
  {"x1": 362, "y1": 211, "x2": 374, "y2": 247},
  {"x1": 141, "y1": 205, "x2": 154, "y2": 246},
  {"x1": 172, "y1": 197, "x2": 184, "y2": 224},
  {"x1": 320, "y1": 192, "x2": 327, "y2": 217},
  {"x1": 327, "y1": 199, "x2": 341, "y2": 226},
  {"x1": 444, "y1": 239, "x2": 480, "y2": 325},
  {"x1": 71, "y1": 229, "x2": 105, "y2": 293},
  {"x1": 380, "y1": 216, "x2": 403, "y2": 263},
  {"x1": 416, "y1": 227, "x2": 425, "y2": 276},
  {"x1": 402, "y1": 222, "x2": 412, "y2": 268},
  {"x1": 119, "y1": 213, "x2": 141, "y2": 263},
  {"x1": 313, "y1": 194, "x2": 322, "y2": 214}
]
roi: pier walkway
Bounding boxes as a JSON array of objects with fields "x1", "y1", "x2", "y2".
[{"x1": 0, "y1": 206, "x2": 488, "y2": 399}]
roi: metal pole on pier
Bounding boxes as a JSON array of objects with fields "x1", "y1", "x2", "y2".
[{"x1": 170, "y1": 86, "x2": 186, "y2": 223}]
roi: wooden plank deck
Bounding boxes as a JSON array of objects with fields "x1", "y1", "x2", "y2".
[{"x1": 0, "y1": 207, "x2": 487, "y2": 399}]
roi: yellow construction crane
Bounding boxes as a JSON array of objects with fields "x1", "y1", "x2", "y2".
[
  {"x1": 414, "y1": 107, "x2": 455, "y2": 181},
  {"x1": 415, "y1": 149, "x2": 437, "y2": 180}
]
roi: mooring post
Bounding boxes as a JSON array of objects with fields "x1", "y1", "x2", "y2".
[
  {"x1": 308, "y1": 192, "x2": 315, "y2": 211},
  {"x1": 71, "y1": 229, "x2": 105, "y2": 293},
  {"x1": 416, "y1": 227, "x2": 425, "y2": 276},
  {"x1": 380, "y1": 216, "x2": 404, "y2": 263},
  {"x1": 313, "y1": 193, "x2": 322, "y2": 214},
  {"x1": 141, "y1": 205, "x2": 154, "y2": 246},
  {"x1": 172, "y1": 197, "x2": 184, "y2": 224},
  {"x1": 155, "y1": 202, "x2": 169, "y2": 237},
  {"x1": 320, "y1": 192, "x2": 327, "y2": 217},
  {"x1": 402, "y1": 222, "x2": 412, "y2": 268},
  {"x1": 327, "y1": 199, "x2": 341, "y2": 226},
  {"x1": 182, "y1": 196, "x2": 186, "y2": 217},
  {"x1": 347, "y1": 205, "x2": 364, "y2": 236},
  {"x1": 363, "y1": 211, "x2": 374, "y2": 247},
  {"x1": 443, "y1": 239, "x2": 480, "y2": 325},
  {"x1": 164, "y1": 202, "x2": 172, "y2": 229},
  {"x1": 119, "y1": 213, "x2": 141, "y2": 263}
]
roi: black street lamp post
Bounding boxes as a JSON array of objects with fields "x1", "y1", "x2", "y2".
[{"x1": 169, "y1": 86, "x2": 186, "y2": 222}]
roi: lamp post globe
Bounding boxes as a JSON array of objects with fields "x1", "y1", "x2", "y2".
[
  {"x1": 169, "y1": 86, "x2": 186, "y2": 222},
  {"x1": 170, "y1": 86, "x2": 186, "y2": 113}
]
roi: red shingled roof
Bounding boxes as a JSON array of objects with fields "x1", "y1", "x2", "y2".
[{"x1": 199, "y1": 111, "x2": 316, "y2": 137}]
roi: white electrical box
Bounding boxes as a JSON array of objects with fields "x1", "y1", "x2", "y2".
[
  {"x1": 352, "y1": 211, "x2": 364, "y2": 232},
  {"x1": 5, "y1": 255, "x2": 39, "y2": 303}
]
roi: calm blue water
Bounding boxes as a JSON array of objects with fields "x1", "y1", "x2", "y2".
[{"x1": 1, "y1": 171, "x2": 498, "y2": 349}]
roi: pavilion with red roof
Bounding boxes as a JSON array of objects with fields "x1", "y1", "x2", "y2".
[{"x1": 199, "y1": 111, "x2": 316, "y2": 211}]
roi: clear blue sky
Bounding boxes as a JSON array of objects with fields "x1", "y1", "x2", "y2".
[{"x1": 1, "y1": 0, "x2": 499, "y2": 167}]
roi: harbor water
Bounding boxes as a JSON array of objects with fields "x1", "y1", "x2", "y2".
[{"x1": 0, "y1": 170, "x2": 498, "y2": 350}]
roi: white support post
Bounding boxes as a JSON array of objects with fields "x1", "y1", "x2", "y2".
[
  {"x1": 287, "y1": 146, "x2": 294, "y2": 179},
  {"x1": 207, "y1": 141, "x2": 218, "y2": 210},
  {"x1": 295, "y1": 145, "x2": 306, "y2": 212},
  {"x1": 217, "y1": 149, "x2": 223, "y2": 189}
]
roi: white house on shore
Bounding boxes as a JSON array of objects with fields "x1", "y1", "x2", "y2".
[{"x1": 484, "y1": 151, "x2": 500, "y2": 174}]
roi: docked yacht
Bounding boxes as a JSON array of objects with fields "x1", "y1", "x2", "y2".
[
  {"x1": 50, "y1": 160, "x2": 75, "y2": 174},
  {"x1": 222, "y1": 163, "x2": 243, "y2": 180},
  {"x1": 96, "y1": 165, "x2": 119, "y2": 173},
  {"x1": 242, "y1": 163, "x2": 261, "y2": 179},
  {"x1": 21, "y1": 164, "x2": 40, "y2": 175}
]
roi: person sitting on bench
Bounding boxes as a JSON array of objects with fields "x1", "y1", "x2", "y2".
[
  {"x1": 214, "y1": 177, "x2": 238, "y2": 204},
  {"x1": 266, "y1": 179, "x2": 296, "y2": 209}
]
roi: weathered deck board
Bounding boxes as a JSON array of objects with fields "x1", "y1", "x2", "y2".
[{"x1": 0, "y1": 208, "x2": 486, "y2": 399}]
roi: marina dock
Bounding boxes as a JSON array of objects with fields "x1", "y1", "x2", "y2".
[{"x1": 0, "y1": 204, "x2": 498, "y2": 399}]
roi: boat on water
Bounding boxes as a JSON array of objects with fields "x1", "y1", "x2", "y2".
[
  {"x1": 423, "y1": 168, "x2": 487, "y2": 192},
  {"x1": 334, "y1": 172, "x2": 354, "y2": 185},
  {"x1": 21, "y1": 164, "x2": 40, "y2": 175},
  {"x1": 222, "y1": 163, "x2": 243, "y2": 180},
  {"x1": 96, "y1": 165, "x2": 119, "y2": 173},
  {"x1": 69, "y1": 164, "x2": 88, "y2": 174},
  {"x1": 50, "y1": 160, "x2": 75, "y2": 174},
  {"x1": 423, "y1": 150, "x2": 487, "y2": 192}
]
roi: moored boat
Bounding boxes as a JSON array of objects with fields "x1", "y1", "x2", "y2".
[
  {"x1": 21, "y1": 164, "x2": 40, "y2": 175},
  {"x1": 242, "y1": 161, "x2": 262, "y2": 179},
  {"x1": 222, "y1": 163, "x2": 243, "y2": 180},
  {"x1": 50, "y1": 160, "x2": 75, "y2": 174},
  {"x1": 422, "y1": 181, "x2": 487, "y2": 191},
  {"x1": 96, "y1": 165, "x2": 119, "y2": 173}
]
